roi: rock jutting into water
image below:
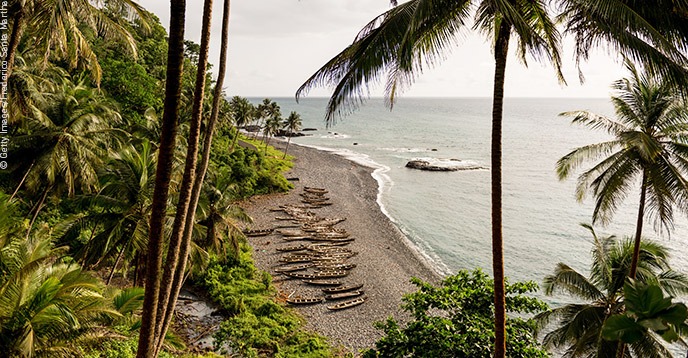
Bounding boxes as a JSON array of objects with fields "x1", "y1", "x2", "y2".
[{"x1": 405, "y1": 158, "x2": 486, "y2": 172}]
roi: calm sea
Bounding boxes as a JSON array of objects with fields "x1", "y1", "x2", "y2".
[{"x1": 258, "y1": 97, "x2": 688, "y2": 286}]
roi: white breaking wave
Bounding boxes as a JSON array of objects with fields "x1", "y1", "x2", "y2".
[
  {"x1": 379, "y1": 147, "x2": 433, "y2": 153},
  {"x1": 320, "y1": 132, "x2": 351, "y2": 139}
]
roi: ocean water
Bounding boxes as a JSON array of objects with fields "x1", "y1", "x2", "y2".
[{"x1": 258, "y1": 97, "x2": 688, "y2": 285}]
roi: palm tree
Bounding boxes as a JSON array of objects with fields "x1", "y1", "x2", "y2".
[
  {"x1": 0, "y1": 216, "x2": 119, "y2": 357},
  {"x1": 263, "y1": 115, "x2": 282, "y2": 155},
  {"x1": 282, "y1": 111, "x2": 302, "y2": 159},
  {"x1": 56, "y1": 141, "x2": 156, "y2": 285},
  {"x1": 229, "y1": 96, "x2": 254, "y2": 152},
  {"x1": 556, "y1": 0, "x2": 688, "y2": 87},
  {"x1": 153, "y1": 0, "x2": 232, "y2": 353},
  {"x1": 10, "y1": 78, "x2": 123, "y2": 239},
  {"x1": 195, "y1": 172, "x2": 251, "y2": 262},
  {"x1": 296, "y1": 2, "x2": 565, "y2": 354},
  {"x1": 4, "y1": 0, "x2": 149, "y2": 84},
  {"x1": 136, "y1": 0, "x2": 187, "y2": 355},
  {"x1": 536, "y1": 224, "x2": 688, "y2": 357},
  {"x1": 556, "y1": 60, "x2": 688, "y2": 281}
]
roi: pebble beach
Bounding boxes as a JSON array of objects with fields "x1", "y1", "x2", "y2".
[{"x1": 240, "y1": 139, "x2": 441, "y2": 352}]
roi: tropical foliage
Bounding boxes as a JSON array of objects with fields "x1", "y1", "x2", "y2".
[
  {"x1": 557, "y1": 60, "x2": 688, "y2": 280},
  {"x1": 536, "y1": 224, "x2": 688, "y2": 357},
  {"x1": 363, "y1": 269, "x2": 549, "y2": 358}
]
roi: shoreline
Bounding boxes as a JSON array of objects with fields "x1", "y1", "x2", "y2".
[{"x1": 239, "y1": 138, "x2": 441, "y2": 352}]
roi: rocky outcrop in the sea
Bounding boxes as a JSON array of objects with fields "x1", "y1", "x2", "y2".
[{"x1": 405, "y1": 158, "x2": 486, "y2": 172}]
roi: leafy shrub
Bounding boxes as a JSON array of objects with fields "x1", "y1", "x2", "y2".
[
  {"x1": 201, "y1": 245, "x2": 333, "y2": 357},
  {"x1": 363, "y1": 269, "x2": 549, "y2": 358}
]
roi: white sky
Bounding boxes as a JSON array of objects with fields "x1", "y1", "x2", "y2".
[{"x1": 137, "y1": 0, "x2": 628, "y2": 99}]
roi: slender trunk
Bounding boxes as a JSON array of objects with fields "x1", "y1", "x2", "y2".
[
  {"x1": 107, "y1": 241, "x2": 129, "y2": 285},
  {"x1": 136, "y1": 0, "x2": 187, "y2": 356},
  {"x1": 10, "y1": 161, "x2": 34, "y2": 201},
  {"x1": 25, "y1": 188, "x2": 49, "y2": 240},
  {"x1": 153, "y1": 0, "x2": 214, "y2": 349},
  {"x1": 617, "y1": 171, "x2": 648, "y2": 358},
  {"x1": 4, "y1": 4, "x2": 25, "y2": 87},
  {"x1": 230, "y1": 126, "x2": 240, "y2": 152},
  {"x1": 283, "y1": 131, "x2": 292, "y2": 159},
  {"x1": 629, "y1": 171, "x2": 647, "y2": 279},
  {"x1": 491, "y1": 22, "x2": 511, "y2": 358},
  {"x1": 154, "y1": 0, "x2": 230, "y2": 354}
]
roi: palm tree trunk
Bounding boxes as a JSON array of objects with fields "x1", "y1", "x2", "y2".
[
  {"x1": 154, "y1": 0, "x2": 230, "y2": 354},
  {"x1": 283, "y1": 131, "x2": 292, "y2": 159},
  {"x1": 25, "y1": 187, "x2": 49, "y2": 240},
  {"x1": 230, "y1": 127, "x2": 240, "y2": 152},
  {"x1": 153, "y1": 0, "x2": 214, "y2": 350},
  {"x1": 616, "y1": 171, "x2": 648, "y2": 358},
  {"x1": 10, "y1": 161, "x2": 34, "y2": 201},
  {"x1": 136, "y1": 0, "x2": 187, "y2": 357},
  {"x1": 4, "y1": 4, "x2": 25, "y2": 84},
  {"x1": 491, "y1": 22, "x2": 511, "y2": 358},
  {"x1": 107, "y1": 241, "x2": 129, "y2": 285},
  {"x1": 629, "y1": 171, "x2": 647, "y2": 279}
]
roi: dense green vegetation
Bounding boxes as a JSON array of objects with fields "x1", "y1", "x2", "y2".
[
  {"x1": 363, "y1": 269, "x2": 548, "y2": 358},
  {"x1": 4, "y1": 0, "x2": 688, "y2": 357},
  {"x1": 0, "y1": 3, "x2": 328, "y2": 357}
]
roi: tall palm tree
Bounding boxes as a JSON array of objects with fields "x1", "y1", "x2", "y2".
[
  {"x1": 152, "y1": 0, "x2": 215, "y2": 349},
  {"x1": 556, "y1": 60, "x2": 688, "y2": 281},
  {"x1": 282, "y1": 111, "x2": 302, "y2": 159},
  {"x1": 136, "y1": 0, "x2": 187, "y2": 356},
  {"x1": 153, "y1": 0, "x2": 232, "y2": 353},
  {"x1": 536, "y1": 224, "x2": 688, "y2": 357},
  {"x1": 296, "y1": 2, "x2": 565, "y2": 354},
  {"x1": 229, "y1": 96, "x2": 254, "y2": 152}
]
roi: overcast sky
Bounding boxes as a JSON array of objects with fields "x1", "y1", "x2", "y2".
[{"x1": 136, "y1": 0, "x2": 628, "y2": 99}]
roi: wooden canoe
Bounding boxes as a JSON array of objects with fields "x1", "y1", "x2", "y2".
[
  {"x1": 304, "y1": 186, "x2": 328, "y2": 194},
  {"x1": 283, "y1": 271, "x2": 348, "y2": 279},
  {"x1": 243, "y1": 228, "x2": 273, "y2": 237},
  {"x1": 275, "y1": 244, "x2": 308, "y2": 252},
  {"x1": 327, "y1": 297, "x2": 366, "y2": 310},
  {"x1": 274, "y1": 263, "x2": 313, "y2": 273},
  {"x1": 286, "y1": 297, "x2": 324, "y2": 305},
  {"x1": 303, "y1": 280, "x2": 343, "y2": 286},
  {"x1": 325, "y1": 290, "x2": 364, "y2": 300},
  {"x1": 322, "y1": 283, "x2": 364, "y2": 294}
]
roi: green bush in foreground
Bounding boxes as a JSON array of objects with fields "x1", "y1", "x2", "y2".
[
  {"x1": 201, "y1": 244, "x2": 334, "y2": 357},
  {"x1": 363, "y1": 269, "x2": 549, "y2": 358}
]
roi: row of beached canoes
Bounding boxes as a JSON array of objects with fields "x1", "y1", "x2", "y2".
[{"x1": 269, "y1": 186, "x2": 366, "y2": 311}]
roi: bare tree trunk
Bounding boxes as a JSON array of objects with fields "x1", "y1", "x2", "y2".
[
  {"x1": 230, "y1": 126, "x2": 240, "y2": 152},
  {"x1": 4, "y1": 3, "x2": 25, "y2": 85},
  {"x1": 107, "y1": 241, "x2": 129, "y2": 285},
  {"x1": 136, "y1": 0, "x2": 187, "y2": 356},
  {"x1": 617, "y1": 171, "x2": 648, "y2": 358},
  {"x1": 153, "y1": 0, "x2": 214, "y2": 351},
  {"x1": 491, "y1": 22, "x2": 511, "y2": 358},
  {"x1": 10, "y1": 161, "x2": 34, "y2": 201},
  {"x1": 282, "y1": 131, "x2": 292, "y2": 159},
  {"x1": 154, "y1": 0, "x2": 231, "y2": 355},
  {"x1": 25, "y1": 188, "x2": 49, "y2": 240}
]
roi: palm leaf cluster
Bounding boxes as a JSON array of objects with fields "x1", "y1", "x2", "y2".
[
  {"x1": 557, "y1": 60, "x2": 688, "y2": 232},
  {"x1": 537, "y1": 224, "x2": 688, "y2": 357},
  {"x1": 0, "y1": 196, "x2": 119, "y2": 357}
]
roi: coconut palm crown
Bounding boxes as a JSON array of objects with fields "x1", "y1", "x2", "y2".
[
  {"x1": 536, "y1": 224, "x2": 688, "y2": 357},
  {"x1": 557, "y1": 60, "x2": 688, "y2": 279}
]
